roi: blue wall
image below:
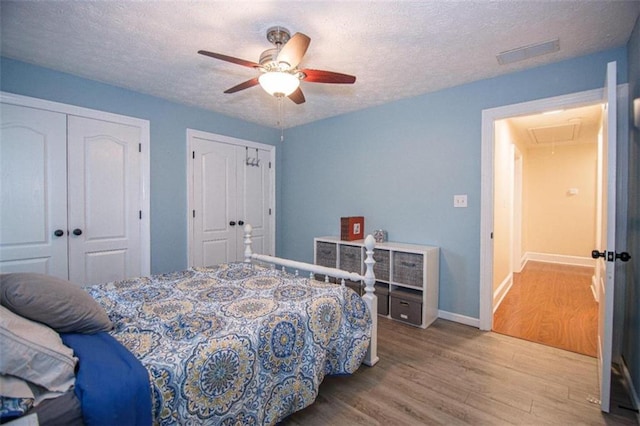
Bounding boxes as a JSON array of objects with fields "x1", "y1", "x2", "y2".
[
  {"x1": 279, "y1": 47, "x2": 628, "y2": 319},
  {"x1": 0, "y1": 57, "x2": 281, "y2": 274},
  {"x1": 0, "y1": 46, "x2": 630, "y2": 322},
  {"x1": 624, "y1": 15, "x2": 640, "y2": 407}
]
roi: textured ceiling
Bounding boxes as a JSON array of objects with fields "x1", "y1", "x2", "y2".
[{"x1": 1, "y1": 1, "x2": 638, "y2": 129}]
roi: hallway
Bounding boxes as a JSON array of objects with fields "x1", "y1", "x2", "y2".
[{"x1": 493, "y1": 261, "x2": 598, "y2": 357}]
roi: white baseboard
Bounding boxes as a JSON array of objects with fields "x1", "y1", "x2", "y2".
[
  {"x1": 493, "y1": 274, "x2": 513, "y2": 314},
  {"x1": 620, "y1": 356, "x2": 640, "y2": 423},
  {"x1": 438, "y1": 310, "x2": 480, "y2": 328},
  {"x1": 524, "y1": 252, "x2": 596, "y2": 267}
]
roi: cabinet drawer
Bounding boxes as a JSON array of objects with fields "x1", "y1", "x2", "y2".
[
  {"x1": 339, "y1": 245, "x2": 362, "y2": 273},
  {"x1": 373, "y1": 249, "x2": 390, "y2": 281},
  {"x1": 392, "y1": 252, "x2": 423, "y2": 287},
  {"x1": 390, "y1": 289, "x2": 422, "y2": 325},
  {"x1": 316, "y1": 241, "x2": 337, "y2": 268}
]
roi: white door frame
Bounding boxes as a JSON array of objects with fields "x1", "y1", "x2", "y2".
[
  {"x1": 0, "y1": 91, "x2": 151, "y2": 277},
  {"x1": 186, "y1": 129, "x2": 276, "y2": 266},
  {"x1": 479, "y1": 85, "x2": 628, "y2": 331}
]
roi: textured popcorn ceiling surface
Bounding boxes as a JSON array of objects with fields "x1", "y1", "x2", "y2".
[{"x1": 1, "y1": 1, "x2": 638, "y2": 129}]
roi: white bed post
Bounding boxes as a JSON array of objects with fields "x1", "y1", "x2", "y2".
[
  {"x1": 243, "y1": 224, "x2": 253, "y2": 263},
  {"x1": 362, "y1": 235, "x2": 379, "y2": 366}
]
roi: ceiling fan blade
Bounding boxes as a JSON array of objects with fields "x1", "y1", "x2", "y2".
[
  {"x1": 198, "y1": 50, "x2": 260, "y2": 68},
  {"x1": 277, "y1": 32, "x2": 310, "y2": 68},
  {"x1": 224, "y1": 77, "x2": 260, "y2": 94},
  {"x1": 300, "y1": 69, "x2": 356, "y2": 84},
  {"x1": 288, "y1": 87, "x2": 306, "y2": 104}
]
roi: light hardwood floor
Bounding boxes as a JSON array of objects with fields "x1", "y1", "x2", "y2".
[
  {"x1": 493, "y1": 261, "x2": 598, "y2": 357},
  {"x1": 281, "y1": 318, "x2": 638, "y2": 425}
]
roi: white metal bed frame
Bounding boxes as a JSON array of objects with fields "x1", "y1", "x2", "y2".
[{"x1": 243, "y1": 224, "x2": 378, "y2": 366}]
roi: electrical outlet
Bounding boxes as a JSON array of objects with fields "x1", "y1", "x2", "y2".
[{"x1": 454, "y1": 194, "x2": 468, "y2": 208}]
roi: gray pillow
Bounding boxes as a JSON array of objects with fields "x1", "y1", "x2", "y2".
[{"x1": 0, "y1": 273, "x2": 112, "y2": 333}]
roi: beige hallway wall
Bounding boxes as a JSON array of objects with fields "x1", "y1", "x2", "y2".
[{"x1": 523, "y1": 143, "x2": 597, "y2": 257}]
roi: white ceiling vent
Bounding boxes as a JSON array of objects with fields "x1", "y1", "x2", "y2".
[
  {"x1": 496, "y1": 39, "x2": 560, "y2": 65},
  {"x1": 527, "y1": 120, "x2": 582, "y2": 145}
]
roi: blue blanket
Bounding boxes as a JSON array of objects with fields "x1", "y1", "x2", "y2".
[{"x1": 61, "y1": 332, "x2": 152, "y2": 426}]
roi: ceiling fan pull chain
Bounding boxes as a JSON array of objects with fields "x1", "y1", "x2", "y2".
[{"x1": 277, "y1": 96, "x2": 285, "y2": 142}]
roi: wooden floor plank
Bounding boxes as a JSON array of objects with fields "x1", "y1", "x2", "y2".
[
  {"x1": 281, "y1": 317, "x2": 637, "y2": 425},
  {"x1": 493, "y1": 261, "x2": 598, "y2": 357}
]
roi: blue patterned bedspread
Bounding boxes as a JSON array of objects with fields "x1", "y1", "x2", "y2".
[{"x1": 87, "y1": 263, "x2": 372, "y2": 425}]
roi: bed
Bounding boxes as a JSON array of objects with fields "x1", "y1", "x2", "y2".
[{"x1": 0, "y1": 225, "x2": 378, "y2": 425}]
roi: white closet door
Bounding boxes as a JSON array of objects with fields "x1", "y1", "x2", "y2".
[
  {"x1": 192, "y1": 137, "x2": 239, "y2": 266},
  {"x1": 189, "y1": 130, "x2": 274, "y2": 268},
  {"x1": 238, "y1": 148, "x2": 271, "y2": 257},
  {"x1": 0, "y1": 104, "x2": 68, "y2": 278},
  {"x1": 67, "y1": 116, "x2": 142, "y2": 285}
]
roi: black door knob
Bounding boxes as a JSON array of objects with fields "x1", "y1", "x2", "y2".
[
  {"x1": 591, "y1": 250, "x2": 605, "y2": 259},
  {"x1": 238, "y1": 220, "x2": 245, "y2": 226},
  {"x1": 616, "y1": 252, "x2": 631, "y2": 262},
  {"x1": 54, "y1": 229, "x2": 64, "y2": 237},
  {"x1": 229, "y1": 221, "x2": 236, "y2": 226},
  {"x1": 72, "y1": 228, "x2": 83, "y2": 236}
]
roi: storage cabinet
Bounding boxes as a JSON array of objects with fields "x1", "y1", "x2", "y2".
[{"x1": 314, "y1": 237, "x2": 439, "y2": 328}]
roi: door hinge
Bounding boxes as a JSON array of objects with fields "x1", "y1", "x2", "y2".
[
  {"x1": 138, "y1": 143, "x2": 142, "y2": 153},
  {"x1": 193, "y1": 210, "x2": 196, "y2": 218},
  {"x1": 269, "y1": 162, "x2": 271, "y2": 169},
  {"x1": 192, "y1": 151, "x2": 195, "y2": 159},
  {"x1": 490, "y1": 232, "x2": 493, "y2": 239},
  {"x1": 139, "y1": 210, "x2": 142, "y2": 220},
  {"x1": 269, "y1": 208, "x2": 272, "y2": 215}
]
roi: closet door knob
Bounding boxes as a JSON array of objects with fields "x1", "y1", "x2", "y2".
[
  {"x1": 72, "y1": 228, "x2": 83, "y2": 236},
  {"x1": 238, "y1": 220, "x2": 245, "y2": 226},
  {"x1": 54, "y1": 229, "x2": 65, "y2": 237},
  {"x1": 229, "y1": 221, "x2": 236, "y2": 226}
]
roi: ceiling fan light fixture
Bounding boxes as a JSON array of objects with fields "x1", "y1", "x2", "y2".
[{"x1": 259, "y1": 71, "x2": 300, "y2": 97}]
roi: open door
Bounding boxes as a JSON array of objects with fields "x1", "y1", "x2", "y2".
[{"x1": 592, "y1": 61, "x2": 618, "y2": 413}]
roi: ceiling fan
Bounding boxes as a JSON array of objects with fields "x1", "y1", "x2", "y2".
[{"x1": 198, "y1": 27, "x2": 356, "y2": 105}]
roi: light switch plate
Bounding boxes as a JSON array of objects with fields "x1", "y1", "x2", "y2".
[{"x1": 454, "y1": 194, "x2": 468, "y2": 208}]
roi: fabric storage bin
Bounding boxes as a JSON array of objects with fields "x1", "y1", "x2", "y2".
[
  {"x1": 339, "y1": 245, "x2": 362, "y2": 273},
  {"x1": 374, "y1": 283, "x2": 389, "y2": 316},
  {"x1": 316, "y1": 241, "x2": 337, "y2": 268},
  {"x1": 373, "y1": 249, "x2": 390, "y2": 281},
  {"x1": 390, "y1": 288, "x2": 422, "y2": 326},
  {"x1": 392, "y1": 252, "x2": 424, "y2": 288}
]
